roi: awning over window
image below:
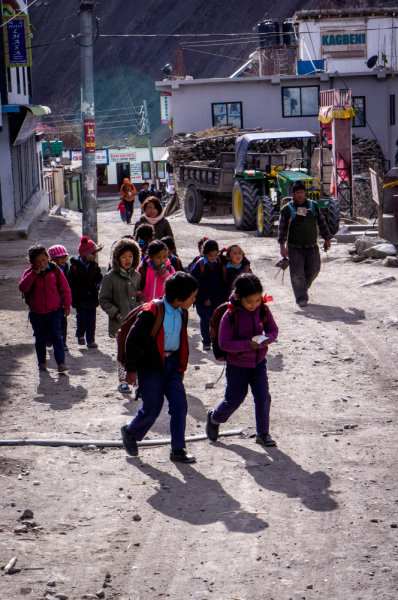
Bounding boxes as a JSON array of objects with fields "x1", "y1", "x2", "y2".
[{"x1": 25, "y1": 105, "x2": 51, "y2": 116}]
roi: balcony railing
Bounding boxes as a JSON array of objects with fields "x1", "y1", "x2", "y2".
[{"x1": 320, "y1": 89, "x2": 351, "y2": 108}]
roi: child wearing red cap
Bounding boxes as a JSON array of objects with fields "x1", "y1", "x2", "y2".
[
  {"x1": 68, "y1": 237, "x2": 103, "y2": 348},
  {"x1": 48, "y1": 245, "x2": 70, "y2": 350}
]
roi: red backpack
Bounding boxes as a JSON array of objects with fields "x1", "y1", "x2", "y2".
[
  {"x1": 117, "y1": 299, "x2": 165, "y2": 365},
  {"x1": 210, "y1": 302, "x2": 269, "y2": 361}
]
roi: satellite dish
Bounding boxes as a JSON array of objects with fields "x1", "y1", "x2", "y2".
[
  {"x1": 366, "y1": 55, "x2": 378, "y2": 69},
  {"x1": 161, "y1": 63, "x2": 173, "y2": 78}
]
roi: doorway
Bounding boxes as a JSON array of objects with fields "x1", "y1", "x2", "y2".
[{"x1": 117, "y1": 162, "x2": 131, "y2": 188}]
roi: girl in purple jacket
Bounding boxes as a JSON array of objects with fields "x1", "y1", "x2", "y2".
[{"x1": 206, "y1": 273, "x2": 279, "y2": 447}]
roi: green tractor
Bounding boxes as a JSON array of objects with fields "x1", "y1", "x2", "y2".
[{"x1": 232, "y1": 131, "x2": 340, "y2": 236}]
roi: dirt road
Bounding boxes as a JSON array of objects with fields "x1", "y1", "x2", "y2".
[{"x1": 1, "y1": 200, "x2": 398, "y2": 600}]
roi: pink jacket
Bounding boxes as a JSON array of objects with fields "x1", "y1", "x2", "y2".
[
  {"x1": 19, "y1": 266, "x2": 72, "y2": 314},
  {"x1": 140, "y1": 259, "x2": 175, "y2": 300}
]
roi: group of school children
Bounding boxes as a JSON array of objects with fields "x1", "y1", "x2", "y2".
[{"x1": 19, "y1": 232, "x2": 278, "y2": 464}]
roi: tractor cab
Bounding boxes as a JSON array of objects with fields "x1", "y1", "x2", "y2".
[{"x1": 232, "y1": 131, "x2": 340, "y2": 237}]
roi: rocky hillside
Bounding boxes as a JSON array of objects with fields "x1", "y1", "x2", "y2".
[{"x1": 29, "y1": 0, "x2": 389, "y2": 145}]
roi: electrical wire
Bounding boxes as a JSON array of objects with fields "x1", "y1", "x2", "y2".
[
  {"x1": 0, "y1": 0, "x2": 40, "y2": 28},
  {"x1": 183, "y1": 47, "x2": 254, "y2": 62},
  {"x1": 32, "y1": 10, "x2": 79, "y2": 33},
  {"x1": 72, "y1": 16, "x2": 99, "y2": 47}
]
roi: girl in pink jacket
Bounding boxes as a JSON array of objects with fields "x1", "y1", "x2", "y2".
[
  {"x1": 138, "y1": 240, "x2": 175, "y2": 300},
  {"x1": 19, "y1": 245, "x2": 71, "y2": 372}
]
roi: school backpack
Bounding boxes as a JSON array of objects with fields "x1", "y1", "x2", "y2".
[
  {"x1": 210, "y1": 302, "x2": 269, "y2": 361},
  {"x1": 138, "y1": 260, "x2": 173, "y2": 289},
  {"x1": 117, "y1": 299, "x2": 165, "y2": 365},
  {"x1": 198, "y1": 256, "x2": 222, "y2": 277},
  {"x1": 22, "y1": 262, "x2": 62, "y2": 306}
]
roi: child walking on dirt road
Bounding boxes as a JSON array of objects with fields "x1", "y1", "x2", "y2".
[
  {"x1": 19, "y1": 245, "x2": 71, "y2": 373},
  {"x1": 139, "y1": 240, "x2": 175, "y2": 301},
  {"x1": 99, "y1": 238, "x2": 146, "y2": 393},
  {"x1": 68, "y1": 236, "x2": 103, "y2": 348},
  {"x1": 120, "y1": 272, "x2": 199, "y2": 463},
  {"x1": 191, "y1": 239, "x2": 225, "y2": 351},
  {"x1": 48, "y1": 245, "x2": 70, "y2": 350},
  {"x1": 206, "y1": 273, "x2": 278, "y2": 447}
]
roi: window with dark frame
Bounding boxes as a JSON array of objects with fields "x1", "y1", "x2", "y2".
[
  {"x1": 16, "y1": 68, "x2": 21, "y2": 94},
  {"x1": 282, "y1": 86, "x2": 319, "y2": 117},
  {"x1": 212, "y1": 102, "x2": 243, "y2": 128},
  {"x1": 142, "y1": 161, "x2": 151, "y2": 180},
  {"x1": 352, "y1": 96, "x2": 366, "y2": 127},
  {"x1": 390, "y1": 95, "x2": 396, "y2": 126},
  {"x1": 7, "y1": 68, "x2": 12, "y2": 93},
  {"x1": 96, "y1": 164, "x2": 108, "y2": 186}
]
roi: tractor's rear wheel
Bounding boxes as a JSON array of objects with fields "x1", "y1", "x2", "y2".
[
  {"x1": 232, "y1": 180, "x2": 259, "y2": 231},
  {"x1": 256, "y1": 196, "x2": 275, "y2": 237},
  {"x1": 184, "y1": 186, "x2": 204, "y2": 223},
  {"x1": 327, "y1": 197, "x2": 340, "y2": 236}
]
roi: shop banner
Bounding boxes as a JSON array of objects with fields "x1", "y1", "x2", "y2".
[
  {"x1": 83, "y1": 119, "x2": 95, "y2": 154},
  {"x1": 130, "y1": 163, "x2": 142, "y2": 181},
  {"x1": 160, "y1": 92, "x2": 172, "y2": 124},
  {"x1": 109, "y1": 151, "x2": 136, "y2": 162},
  {"x1": 321, "y1": 28, "x2": 367, "y2": 59},
  {"x1": 71, "y1": 150, "x2": 108, "y2": 164}
]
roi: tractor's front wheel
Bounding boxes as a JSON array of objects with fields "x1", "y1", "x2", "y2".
[
  {"x1": 256, "y1": 196, "x2": 275, "y2": 237},
  {"x1": 232, "y1": 180, "x2": 259, "y2": 231},
  {"x1": 327, "y1": 197, "x2": 340, "y2": 236}
]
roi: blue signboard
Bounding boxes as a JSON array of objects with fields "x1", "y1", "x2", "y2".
[{"x1": 4, "y1": 16, "x2": 31, "y2": 67}]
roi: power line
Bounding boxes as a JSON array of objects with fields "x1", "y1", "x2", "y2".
[
  {"x1": 183, "y1": 47, "x2": 254, "y2": 62},
  {"x1": 0, "y1": 0, "x2": 40, "y2": 28},
  {"x1": 33, "y1": 10, "x2": 79, "y2": 33}
]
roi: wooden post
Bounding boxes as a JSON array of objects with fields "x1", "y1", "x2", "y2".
[{"x1": 369, "y1": 166, "x2": 383, "y2": 237}]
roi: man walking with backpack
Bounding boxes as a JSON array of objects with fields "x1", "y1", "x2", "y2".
[{"x1": 278, "y1": 179, "x2": 332, "y2": 307}]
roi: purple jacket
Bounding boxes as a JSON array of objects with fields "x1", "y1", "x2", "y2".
[{"x1": 218, "y1": 298, "x2": 278, "y2": 368}]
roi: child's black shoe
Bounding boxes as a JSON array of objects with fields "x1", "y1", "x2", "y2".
[
  {"x1": 58, "y1": 364, "x2": 68, "y2": 373},
  {"x1": 202, "y1": 343, "x2": 211, "y2": 351},
  {"x1": 121, "y1": 425, "x2": 139, "y2": 457},
  {"x1": 206, "y1": 409, "x2": 219, "y2": 442},
  {"x1": 170, "y1": 449, "x2": 196, "y2": 463},
  {"x1": 256, "y1": 433, "x2": 276, "y2": 447},
  {"x1": 78, "y1": 337, "x2": 85, "y2": 345},
  {"x1": 87, "y1": 342, "x2": 98, "y2": 348},
  {"x1": 38, "y1": 363, "x2": 47, "y2": 371}
]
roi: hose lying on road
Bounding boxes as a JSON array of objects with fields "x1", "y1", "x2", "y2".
[{"x1": 0, "y1": 430, "x2": 242, "y2": 448}]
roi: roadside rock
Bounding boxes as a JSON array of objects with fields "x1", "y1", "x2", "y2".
[
  {"x1": 20, "y1": 509, "x2": 34, "y2": 520},
  {"x1": 351, "y1": 255, "x2": 366, "y2": 263},
  {"x1": 14, "y1": 525, "x2": 27, "y2": 534},
  {"x1": 363, "y1": 244, "x2": 397, "y2": 259},
  {"x1": 360, "y1": 276, "x2": 396, "y2": 287},
  {"x1": 132, "y1": 514, "x2": 142, "y2": 521},
  {"x1": 355, "y1": 236, "x2": 387, "y2": 255},
  {"x1": 382, "y1": 256, "x2": 398, "y2": 267}
]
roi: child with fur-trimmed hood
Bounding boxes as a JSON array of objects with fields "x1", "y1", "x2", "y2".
[
  {"x1": 99, "y1": 238, "x2": 146, "y2": 393},
  {"x1": 100, "y1": 238, "x2": 145, "y2": 337}
]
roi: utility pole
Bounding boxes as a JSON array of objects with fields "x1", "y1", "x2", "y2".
[
  {"x1": 143, "y1": 100, "x2": 156, "y2": 187},
  {"x1": 80, "y1": 0, "x2": 97, "y2": 242}
]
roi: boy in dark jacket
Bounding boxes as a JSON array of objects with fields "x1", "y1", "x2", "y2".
[
  {"x1": 68, "y1": 236, "x2": 103, "y2": 348},
  {"x1": 120, "y1": 272, "x2": 198, "y2": 463},
  {"x1": 191, "y1": 239, "x2": 224, "y2": 351}
]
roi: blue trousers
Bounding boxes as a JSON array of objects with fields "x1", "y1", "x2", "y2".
[
  {"x1": 212, "y1": 359, "x2": 271, "y2": 434},
  {"x1": 29, "y1": 309, "x2": 65, "y2": 365},
  {"x1": 61, "y1": 315, "x2": 68, "y2": 346},
  {"x1": 123, "y1": 200, "x2": 134, "y2": 224},
  {"x1": 76, "y1": 307, "x2": 96, "y2": 343},
  {"x1": 195, "y1": 300, "x2": 220, "y2": 344},
  {"x1": 128, "y1": 357, "x2": 188, "y2": 450}
]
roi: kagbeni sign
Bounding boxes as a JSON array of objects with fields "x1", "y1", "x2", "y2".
[
  {"x1": 160, "y1": 92, "x2": 172, "y2": 125},
  {"x1": 109, "y1": 151, "x2": 136, "y2": 163},
  {"x1": 321, "y1": 28, "x2": 367, "y2": 59},
  {"x1": 4, "y1": 15, "x2": 32, "y2": 67}
]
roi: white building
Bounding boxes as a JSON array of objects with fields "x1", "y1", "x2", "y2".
[{"x1": 0, "y1": 0, "x2": 48, "y2": 236}]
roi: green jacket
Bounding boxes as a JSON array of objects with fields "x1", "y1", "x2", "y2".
[{"x1": 99, "y1": 237, "x2": 142, "y2": 337}]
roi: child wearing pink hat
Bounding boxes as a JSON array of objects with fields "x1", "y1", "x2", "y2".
[
  {"x1": 48, "y1": 245, "x2": 70, "y2": 350},
  {"x1": 68, "y1": 237, "x2": 103, "y2": 348}
]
